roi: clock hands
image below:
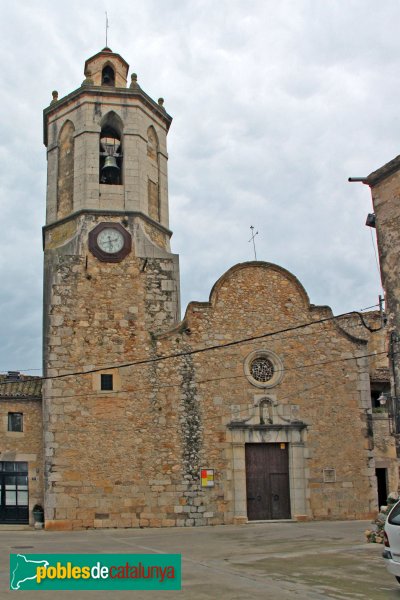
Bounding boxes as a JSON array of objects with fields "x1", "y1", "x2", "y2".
[
  {"x1": 98, "y1": 232, "x2": 123, "y2": 252},
  {"x1": 90, "y1": 223, "x2": 131, "y2": 261},
  {"x1": 105, "y1": 235, "x2": 119, "y2": 250}
]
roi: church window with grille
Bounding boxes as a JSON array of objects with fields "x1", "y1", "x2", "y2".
[
  {"x1": 250, "y1": 357, "x2": 275, "y2": 382},
  {"x1": 244, "y1": 350, "x2": 284, "y2": 388}
]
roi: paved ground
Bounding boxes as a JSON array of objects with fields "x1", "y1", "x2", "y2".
[{"x1": 1, "y1": 520, "x2": 399, "y2": 599}]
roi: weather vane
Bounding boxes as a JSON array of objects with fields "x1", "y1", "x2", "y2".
[
  {"x1": 248, "y1": 225, "x2": 258, "y2": 261},
  {"x1": 105, "y1": 11, "x2": 109, "y2": 47}
]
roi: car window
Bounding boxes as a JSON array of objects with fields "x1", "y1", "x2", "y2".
[{"x1": 388, "y1": 502, "x2": 400, "y2": 525}]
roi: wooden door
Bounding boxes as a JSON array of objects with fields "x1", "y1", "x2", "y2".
[{"x1": 245, "y1": 443, "x2": 290, "y2": 520}]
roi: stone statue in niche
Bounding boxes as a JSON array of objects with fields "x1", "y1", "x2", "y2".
[{"x1": 259, "y1": 398, "x2": 274, "y2": 425}]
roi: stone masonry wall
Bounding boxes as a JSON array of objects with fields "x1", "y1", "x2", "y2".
[
  {"x1": 91, "y1": 261, "x2": 379, "y2": 526},
  {"x1": 43, "y1": 254, "x2": 381, "y2": 528},
  {"x1": 43, "y1": 213, "x2": 180, "y2": 529},
  {"x1": 151, "y1": 262, "x2": 378, "y2": 522},
  {"x1": 319, "y1": 309, "x2": 398, "y2": 498}
]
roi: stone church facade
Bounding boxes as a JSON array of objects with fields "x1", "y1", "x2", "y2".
[{"x1": 0, "y1": 48, "x2": 397, "y2": 528}]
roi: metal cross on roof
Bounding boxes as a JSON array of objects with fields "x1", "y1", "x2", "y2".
[{"x1": 248, "y1": 225, "x2": 258, "y2": 261}]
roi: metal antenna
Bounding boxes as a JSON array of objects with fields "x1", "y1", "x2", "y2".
[
  {"x1": 248, "y1": 225, "x2": 258, "y2": 261},
  {"x1": 105, "y1": 11, "x2": 109, "y2": 47}
]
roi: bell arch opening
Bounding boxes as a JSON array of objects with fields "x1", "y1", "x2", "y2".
[
  {"x1": 102, "y1": 64, "x2": 115, "y2": 86},
  {"x1": 99, "y1": 112, "x2": 123, "y2": 185}
]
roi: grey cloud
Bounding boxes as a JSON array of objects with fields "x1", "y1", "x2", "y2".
[{"x1": 0, "y1": 0, "x2": 396, "y2": 371}]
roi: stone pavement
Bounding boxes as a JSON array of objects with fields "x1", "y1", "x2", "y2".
[{"x1": 0, "y1": 520, "x2": 398, "y2": 599}]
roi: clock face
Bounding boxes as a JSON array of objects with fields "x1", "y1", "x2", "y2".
[
  {"x1": 88, "y1": 222, "x2": 132, "y2": 262},
  {"x1": 96, "y1": 228, "x2": 125, "y2": 254}
]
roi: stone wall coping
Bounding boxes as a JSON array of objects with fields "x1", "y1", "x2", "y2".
[{"x1": 365, "y1": 154, "x2": 400, "y2": 187}]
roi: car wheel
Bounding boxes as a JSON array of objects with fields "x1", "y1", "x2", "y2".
[{"x1": 396, "y1": 576, "x2": 400, "y2": 584}]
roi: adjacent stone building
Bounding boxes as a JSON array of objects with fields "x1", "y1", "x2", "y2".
[
  {"x1": 353, "y1": 158, "x2": 400, "y2": 442},
  {"x1": 0, "y1": 47, "x2": 398, "y2": 527},
  {"x1": 0, "y1": 373, "x2": 42, "y2": 523}
]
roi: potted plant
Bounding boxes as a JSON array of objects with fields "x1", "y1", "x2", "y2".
[{"x1": 32, "y1": 504, "x2": 44, "y2": 523}]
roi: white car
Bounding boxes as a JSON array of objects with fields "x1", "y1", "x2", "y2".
[{"x1": 383, "y1": 501, "x2": 400, "y2": 583}]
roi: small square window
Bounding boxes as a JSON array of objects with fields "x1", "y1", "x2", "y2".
[
  {"x1": 101, "y1": 374, "x2": 113, "y2": 391},
  {"x1": 323, "y1": 468, "x2": 336, "y2": 483},
  {"x1": 8, "y1": 413, "x2": 23, "y2": 432}
]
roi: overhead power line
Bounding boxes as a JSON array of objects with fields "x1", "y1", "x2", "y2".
[
  {"x1": 0, "y1": 312, "x2": 378, "y2": 374},
  {"x1": 0, "y1": 309, "x2": 384, "y2": 387},
  {"x1": 0, "y1": 313, "x2": 378, "y2": 374},
  {"x1": 33, "y1": 349, "x2": 387, "y2": 405}
]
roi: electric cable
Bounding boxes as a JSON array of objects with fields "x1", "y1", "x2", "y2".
[
  {"x1": 0, "y1": 306, "x2": 383, "y2": 375},
  {"x1": 0, "y1": 309, "x2": 385, "y2": 387},
  {"x1": 2, "y1": 349, "x2": 387, "y2": 405}
]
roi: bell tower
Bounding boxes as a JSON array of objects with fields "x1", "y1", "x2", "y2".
[
  {"x1": 44, "y1": 47, "x2": 173, "y2": 236},
  {"x1": 42, "y1": 49, "x2": 180, "y2": 530}
]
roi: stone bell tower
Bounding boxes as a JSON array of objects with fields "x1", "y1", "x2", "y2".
[{"x1": 42, "y1": 48, "x2": 180, "y2": 530}]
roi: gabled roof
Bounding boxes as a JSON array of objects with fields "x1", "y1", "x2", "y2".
[{"x1": 0, "y1": 374, "x2": 42, "y2": 400}]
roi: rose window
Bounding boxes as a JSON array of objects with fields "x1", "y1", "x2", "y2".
[{"x1": 250, "y1": 357, "x2": 274, "y2": 382}]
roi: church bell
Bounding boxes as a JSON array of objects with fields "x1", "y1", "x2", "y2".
[{"x1": 101, "y1": 155, "x2": 120, "y2": 184}]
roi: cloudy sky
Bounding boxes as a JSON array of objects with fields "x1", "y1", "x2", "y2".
[{"x1": 0, "y1": 0, "x2": 397, "y2": 374}]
